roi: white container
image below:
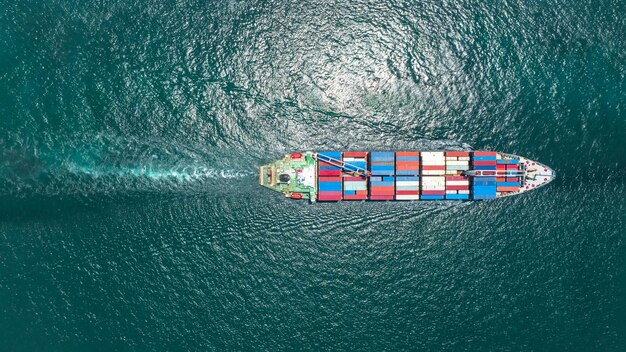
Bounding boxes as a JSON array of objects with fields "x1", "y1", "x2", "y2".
[
  {"x1": 422, "y1": 176, "x2": 445, "y2": 182},
  {"x1": 396, "y1": 181, "x2": 420, "y2": 186},
  {"x1": 395, "y1": 195, "x2": 420, "y2": 200},
  {"x1": 421, "y1": 152, "x2": 444, "y2": 157},
  {"x1": 446, "y1": 160, "x2": 469, "y2": 166},
  {"x1": 422, "y1": 186, "x2": 445, "y2": 190},
  {"x1": 446, "y1": 181, "x2": 469, "y2": 186},
  {"x1": 422, "y1": 170, "x2": 445, "y2": 175}
]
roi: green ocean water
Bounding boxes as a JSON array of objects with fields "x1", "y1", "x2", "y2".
[{"x1": 1, "y1": 0, "x2": 625, "y2": 350}]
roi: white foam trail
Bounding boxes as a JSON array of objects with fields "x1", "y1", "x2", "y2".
[{"x1": 66, "y1": 164, "x2": 253, "y2": 181}]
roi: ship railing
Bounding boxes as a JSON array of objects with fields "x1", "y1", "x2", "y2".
[{"x1": 463, "y1": 170, "x2": 525, "y2": 177}]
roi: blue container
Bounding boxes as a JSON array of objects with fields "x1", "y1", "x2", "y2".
[
  {"x1": 421, "y1": 195, "x2": 444, "y2": 200},
  {"x1": 473, "y1": 183, "x2": 497, "y2": 189},
  {"x1": 473, "y1": 184, "x2": 496, "y2": 190},
  {"x1": 318, "y1": 152, "x2": 341, "y2": 161},
  {"x1": 497, "y1": 159, "x2": 520, "y2": 164},
  {"x1": 318, "y1": 182, "x2": 341, "y2": 192},
  {"x1": 370, "y1": 181, "x2": 394, "y2": 187},
  {"x1": 319, "y1": 165, "x2": 341, "y2": 170},
  {"x1": 383, "y1": 176, "x2": 395, "y2": 182},
  {"x1": 396, "y1": 156, "x2": 420, "y2": 161},
  {"x1": 371, "y1": 170, "x2": 394, "y2": 176},
  {"x1": 370, "y1": 176, "x2": 382, "y2": 182},
  {"x1": 473, "y1": 183, "x2": 496, "y2": 188},
  {"x1": 396, "y1": 170, "x2": 420, "y2": 175},
  {"x1": 472, "y1": 177, "x2": 496, "y2": 185},
  {"x1": 344, "y1": 161, "x2": 367, "y2": 172},
  {"x1": 496, "y1": 182, "x2": 519, "y2": 187},
  {"x1": 397, "y1": 176, "x2": 419, "y2": 181},
  {"x1": 474, "y1": 165, "x2": 497, "y2": 170},
  {"x1": 445, "y1": 194, "x2": 469, "y2": 200},
  {"x1": 472, "y1": 187, "x2": 496, "y2": 195},
  {"x1": 371, "y1": 152, "x2": 394, "y2": 161},
  {"x1": 473, "y1": 156, "x2": 497, "y2": 161},
  {"x1": 343, "y1": 190, "x2": 356, "y2": 195},
  {"x1": 371, "y1": 165, "x2": 394, "y2": 171},
  {"x1": 473, "y1": 193, "x2": 497, "y2": 200}
]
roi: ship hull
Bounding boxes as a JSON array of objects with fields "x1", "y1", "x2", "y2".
[{"x1": 259, "y1": 151, "x2": 555, "y2": 202}]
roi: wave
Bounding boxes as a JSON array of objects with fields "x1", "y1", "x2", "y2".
[{"x1": 0, "y1": 136, "x2": 256, "y2": 197}]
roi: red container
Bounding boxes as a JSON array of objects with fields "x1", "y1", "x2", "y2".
[
  {"x1": 356, "y1": 190, "x2": 368, "y2": 196},
  {"x1": 369, "y1": 195, "x2": 394, "y2": 200},
  {"x1": 396, "y1": 151, "x2": 420, "y2": 156},
  {"x1": 318, "y1": 161, "x2": 338, "y2": 167},
  {"x1": 497, "y1": 177, "x2": 506, "y2": 182},
  {"x1": 445, "y1": 185, "x2": 469, "y2": 191},
  {"x1": 343, "y1": 176, "x2": 365, "y2": 182},
  {"x1": 343, "y1": 195, "x2": 366, "y2": 200},
  {"x1": 317, "y1": 192, "x2": 342, "y2": 201},
  {"x1": 290, "y1": 193, "x2": 302, "y2": 199},
  {"x1": 396, "y1": 190, "x2": 420, "y2": 195},
  {"x1": 497, "y1": 186, "x2": 519, "y2": 192},
  {"x1": 318, "y1": 170, "x2": 341, "y2": 176},
  {"x1": 319, "y1": 176, "x2": 342, "y2": 182},
  {"x1": 290, "y1": 153, "x2": 302, "y2": 159},
  {"x1": 422, "y1": 165, "x2": 445, "y2": 170},
  {"x1": 396, "y1": 162, "x2": 420, "y2": 169},
  {"x1": 343, "y1": 152, "x2": 367, "y2": 157},
  {"x1": 370, "y1": 186, "x2": 394, "y2": 195},
  {"x1": 506, "y1": 177, "x2": 518, "y2": 182},
  {"x1": 473, "y1": 160, "x2": 497, "y2": 166},
  {"x1": 497, "y1": 165, "x2": 506, "y2": 170},
  {"x1": 506, "y1": 165, "x2": 518, "y2": 170},
  {"x1": 473, "y1": 151, "x2": 497, "y2": 156},
  {"x1": 445, "y1": 176, "x2": 469, "y2": 181},
  {"x1": 446, "y1": 151, "x2": 469, "y2": 157},
  {"x1": 422, "y1": 190, "x2": 445, "y2": 195}
]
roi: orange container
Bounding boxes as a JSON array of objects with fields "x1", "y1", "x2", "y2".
[
  {"x1": 396, "y1": 162, "x2": 419, "y2": 169},
  {"x1": 446, "y1": 151, "x2": 469, "y2": 157},
  {"x1": 423, "y1": 165, "x2": 445, "y2": 170},
  {"x1": 344, "y1": 152, "x2": 367, "y2": 157},
  {"x1": 370, "y1": 186, "x2": 394, "y2": 195}
]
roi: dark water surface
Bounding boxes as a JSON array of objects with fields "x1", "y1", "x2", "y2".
[{"x1": 1, "y1": 0, "x2": 625, "y2": 350}]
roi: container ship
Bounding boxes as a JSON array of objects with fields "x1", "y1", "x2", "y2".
[{"x1": 258, "y1": 151, "x2": 555, "y2": 202}]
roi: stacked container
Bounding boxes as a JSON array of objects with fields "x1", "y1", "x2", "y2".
[
  {"x1": 421, "y1": 152, "x2": 445, "y2": 175},
  {"x1": 395, "y1": 151, "x2": 420, "y2": 200},
  {"x1": 471, "y1": 151, "x2": 497, "y2": 199},
  {"x1": 445, "y1": 176, "x2": 470, "y2": 199},
  {"x1": 396, "y1": 152, "x2": 420, "y2": 175},
  {"x1": 317, "y1": 151, "x2": 343, "y2": 201},
  {"x1": 445, "y1": 151, "x2": 470, "y2": 175},
  {"x1": 496, "y1": 158, "x2": 520, "y2": 193},
  {"x1": 369, "y1": 152, "x2": 395, "y2": 200},
  {"x1": 421, "y1": 176, "x2": 445, "y2": 199},
  {"x1": 343, "y1": 152, "x2": 368, "y2": 200},
  {"x1": 444, "y1": 151, "x2": 470, "y2": 200},
  {"x1": 420, "y1": 152, "x2": 445, "y2": 200}
]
